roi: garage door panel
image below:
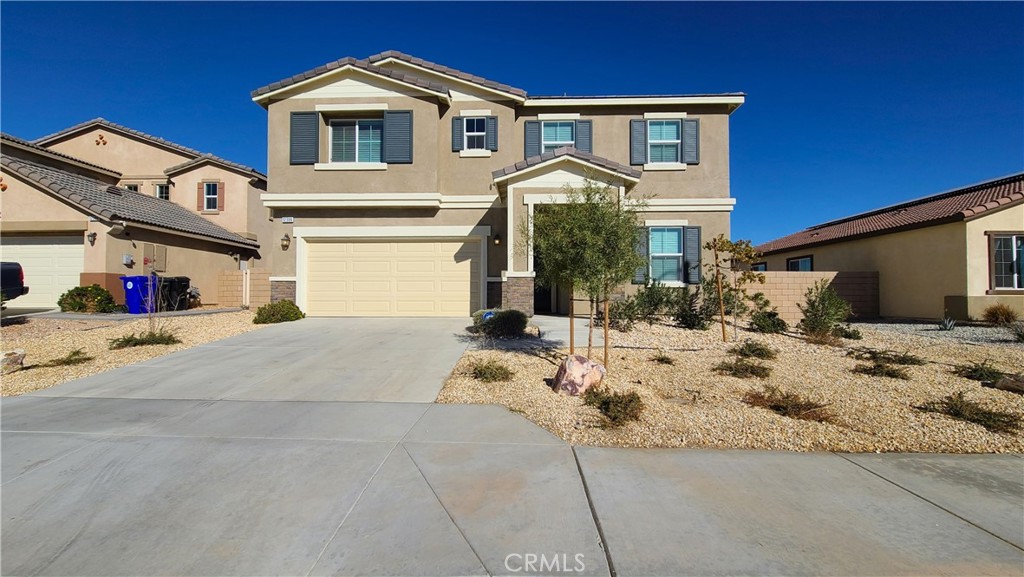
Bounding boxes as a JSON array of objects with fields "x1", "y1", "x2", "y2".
[{"x1": 2, "y1": 235, "x2": 84, "y2": 308}]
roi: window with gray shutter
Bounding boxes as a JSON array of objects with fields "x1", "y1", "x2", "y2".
[
  {"x1": 629, "y1": 119, "x2": 647, "y2": 165},
  {"x1": 486, "y1": 116, "x2": 498, "y2": 151},
  {"x1": 524, "y1": 121, "x2": 541, "y2": 158},
  {"x1": 452, "y1": 116, "x2": 464, "y2": 151},
  {"x1": 633, "y1": 228, "x2": 649, "y2": 284},
  {"x1": 575, "y1": 120, "x2": 592, "y2": 153},
  {"x1": 383, "y1": 110, "x2": 413, "y2": 164},
  {"x1": 289, "y1": 112, "x2": 319, "y2": 165},
  {"x1": 683, "y1": 226, "x2": 701, "y2": 284},
  {"x1": 682, "y1": 119, "x2": 700, "y2": 164}
]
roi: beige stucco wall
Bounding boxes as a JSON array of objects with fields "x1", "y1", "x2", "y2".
[
  {"x1": 761, "y1": 223, "x2": 968, "y2": 319},
  {"x1": 169, "y1": 164, "x2": 257, "y2": 235},
  {"x1": 0, "y1": 174, "x2": 91, "y2": 226},
  {"x1": 965, "y1": 204, "x2": 1024, "y2": 296},
  {"x1": 45, "y1": 127, "x2": 193, "y2": 184}
]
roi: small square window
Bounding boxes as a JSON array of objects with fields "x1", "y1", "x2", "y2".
[
  {"x1": 124, "y1": 184, "x2": 139, "y2": 192},
  {"x1": 155, "y1": 184, "x2": 170, "y2": 201},
  {"x1": 203, "y1": 182, "x2": 219, "y2": 211},
  {"x1": 464, "y1": 117, "x2": 486, "y2": 150},
  {"x1": 541, "y1": 121, "x2": 575, "y2": 153},
  {"x1": 330, "y1": 119, "x2": 383, "y2": 163},
  {"x1": 648, "y1": 120, "x2": 681, "y2": 163},
  {"x1": 786, "y1": 256, "x2": 813, "y2": 272}
]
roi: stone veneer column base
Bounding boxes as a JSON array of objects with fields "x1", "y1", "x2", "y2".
[
  {"x1": 501, "y1": 276, "x2": 534, "y2": 316},
  {"x1": 270, "y1": 280, "x2": 296, "y2": 303}
]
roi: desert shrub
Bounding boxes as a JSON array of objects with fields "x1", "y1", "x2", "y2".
[
  {"x1": 846, "y1": 347, "x2": 925, "y2": 366},
  {"x1": 714, "y1": 358, "x2": 772, "y2": 379},
  {"x1": 982, "y1": 303, "x2": 1019, "y2": 326},
  {"x1": 743, "y1": 385, "x2": 833, "y2": 422},
  {"x1": 700, "y1": 275, "x2": 749, "y2": 319},
  {"x1": 471, "y1": 359, "x2": 514, "y2": 382},
  {"x1": 797, "y1": 280, "x2": 852, "y2": 341},
  {"x1": 253, "y1": 300, "x2": 305, "y2": 324},
  {"x1": 482, "y1": 309, "x2": 528, "y2": 338},
  {"x1": 853, "y1": 362, "x2": 910, "y2": 380},
  {"x1": 57, "y1": 284, "x2": 119, "y2": 313},
  {"x1": 674, "y1": 286, "x2": 712, "y2": 330},
  {"x1": 584, "y1": 388, "x2": 645, "y2": 427},
  {"x1": 108, "y1": 329, "x2": 181, "y2": 350},
  {"x1": 634, "y1": 282, "x2": 679, "y2": 324},
  {"x1": 607, "y1": 297, "x2": 640, "y2": 332},
  {"x1": 954, "y1": 360, "x2": 1006, "y2": 382},
  {"x1": 749, "y1": 310, "x2": 788, "y2": 334},
  {"x1": 916, "y1": 391, "x2": 1021, "y2": 434},
  {"x1": 38, "y1": 349, "x2": 94, "y2": 367},
  {"x1": 650, "y1": 352, "x2": 674, "y2": 365},
  {"x1": 729, "y1": 340, "x2": 777, "y2": 360},
  {"x1": 471, "y1": 308, "x2": 496, "y2": 329},
  {"x1": 832, "y1": 324, "x2": 862, "y2": 340},
  {"x1": 1007, "y1": 321, "x2": 1024, "y2": 343},
  {"x1": 938, "y1": 316, "x2": 957, "y2": 331}
]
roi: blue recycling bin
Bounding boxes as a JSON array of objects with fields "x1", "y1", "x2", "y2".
[{"x1": 120, "y1": 275, "x2": 157, "y2": 314}]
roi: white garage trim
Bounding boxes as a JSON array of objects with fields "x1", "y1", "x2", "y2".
[{"x1": 293, "y1": 225, "x2": 490, "y2": 313}]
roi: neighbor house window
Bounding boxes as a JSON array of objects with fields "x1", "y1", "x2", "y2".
[
  {"x1": 786, "y1": 256, "x2": 813, "y2": 271},
  {"x1": 542, "y1": 121, "x2": 575, "y2": 152},
  {"x1": 751, "y1": 262, "x2": 767, "y2": 272},
  {"x1": 203, "y1": 182, "x2": 218, "y2": 211},
  {"x1": 155, "y1": 184, "x2": 170, "y2": 201},
  {"x1": 992, "y1": 234, "x2": 1023, "y2": 289},
  {"x1": 649, "y1": 227, "x2": 683, "y2": 283},
  {"x1": 330, "y1": 119, "x2": 383, "y2": 163},
  {"x1": 464, "y1": 117, "x2": 486, "y2": 150},
  {"x1": 648, "y1": 120, "x2": 681, "y2": 163},
  {"x1": 124, "y1": 184, "x2": 139, "y2": 192}
]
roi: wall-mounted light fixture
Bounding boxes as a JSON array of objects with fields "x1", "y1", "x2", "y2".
[
  {"x1": 281, "y1": 234, "x2": 291, "y2": 251},
  {"x1": 87, "y1": 232, "x2": 98, "y2": 245},
  {"x1": 492, "y1": 233, "x2": 502, "y2": 246}
]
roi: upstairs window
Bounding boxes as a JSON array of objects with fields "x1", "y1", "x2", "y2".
[
  {"x1": 786, "y1": 256, "x2": 813, "y2": 271},
  {"x1": 124, "y1": 184, "x2": 139, "y2": 192},
  {"x1": 330, "y1": 119, "x2": 383, "y2": 163},
  {"x1": 155, "y1": 184, "x2": 170, "y2": 201},
  {"x1": 992, "y1": 234, "x2": 1023, "y2": 289},
  {"x1": 464, "y1": 117, "x2": 487, "y2": 150},
  {"x1": 542, "y1": 121, "x2": 575, "y2": 152},
  {"x1": 648, "y1": 120, "x2": 681, "y2": 163},
  {"x1": 203, "y1": 182, "x2": 219, "y2": 211}
]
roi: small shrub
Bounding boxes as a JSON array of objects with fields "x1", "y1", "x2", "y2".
[
  {"x1": 832, "y1": 324, "x2": 862, "y2": 340},
  {"x1": 714, "y1": 358, "x2": 772, "y2": 379},
  {"x1": 1007, "y1": 321, "x2": 1024, "y2": 343},
  {"x1": 729, "y1": 340, "x2": 778, "y2": 360},
  {"x1": 700, "y1": 275, "x2": 749, "y2": 319},
  {"x1": 57, "y1": 284, "x2": 119, "y2": 313},
  {"x1": 797, "y1": 280, "x2": 852, "y2": 341},
  {"x1": 583, "y1": 388, "x2": 645, "y2": 427},
  {"x1": 471, "y1": 359, "x2": 514, "y2": 382},
  {"x1": 954, "y1": 360, "x2": 1006, "y2": 382},
  {"x1": 650, "y1": 352, "x2": 675, "y2": 365},
  {"x1": 38, "y1": 349, "x2": 94, "y2": 367},
  {"x1": 743, "y1": 385, "x2": 833, "y2": 422},
  {"x1": 674, "y1": 286, "x2": 711, "y2": 330},
  {"x1": 749, "y1": 310, "x2": 788, "y2": 334},
  {"x1": 916, "y1": 391, "x2": 1022, "y2": 434},
  {"x1": 471, "y1": 308, "x2": 496, "y2": 329},
  {"x1": 253, "y1": 300, "x2": 305, "y2": 324},
  {"x1": 482, "y1": 309, "x2": 528, "y2": 338},
  {"x1": 607, "y1": 297, "x2": 640, "y2": 332},
  {"x1": 938, "y1": 316, "x2": 957, "y2": 331},
  {"x1": 853, "y1": 362, "x2": 911, "y2": 380},
  {"x1": 846, "y1": 347, "x2": 926, "y2": 366},
  {"x1": 108, "y1": 329, "x2": 181, "y2": 350},
  {"x1": 982, "y1": 303, "x2": 1019, "y2": 326},
  {"x1": 634, "y1": 282, "x2": 679, "y2": 324}
]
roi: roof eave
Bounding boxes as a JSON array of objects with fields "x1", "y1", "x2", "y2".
[
  {"x1": 758, "y1": 215, "x2": 966, "y2": 256},
  {"x1": 370, "y1": 56, "x2": 527, "y2": 102},
  {"x1": 251, "y1": 64, "x2": 450, "y2": 105},
  {"x1": 493, "y1": 156, "x2": 641, "y2": 185},
  {"x1": 0, "y1": 138, "x2": 122, "y2": 179}
]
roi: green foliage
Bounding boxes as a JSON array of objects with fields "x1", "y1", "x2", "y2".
[
  {"x1": 253, "y1": 300, "x2": 305, "y2": 324},
  {"x1": 702, "y1": 235, "x2": 766, "y2": 341},
  {"x1": 38, "y1": 349, "x2": 94, "y2": 367},
  {"x1": 584, "y1": 388, "x2": 645, "y2": 427},
  {"x1": 714, "y1": 358, "x2": 772, "y2": 379},
  {"x1": 634, "y1": 282, "x2": 679, "y2": 323},
  {"x1": 674, "y1": 286, "x2": 712, "y2": 330},
  {"x1": 729, "y1": 340, "x2": 778, "y2": 360},
  {"x1": 916, "y1": 391, "x2": 1021, "y2": 434},
  {"x1": 57, "y1": 284, "x2": 119, "y2": 313},
  {"x1": 954, "y1": 360, "x2": 1006, "y2": 382},
  {"x1": 482, "y1": 309, "x2": 528, "y2": 338},
  {"x1": 832, "y1": 324, "x2": 862, "y2": 340},
  {"x1": 853, "y1": 362, "x2": 911, "y2": 380},
  {"x1": 846, "y1": 347, "x2": 925, "y2": 366},
  {"x1": 607, "y1": 297, "x2": 640, "y2": 332},
  {"x1": 938, "y1": 316, "x2": 957, "y2": 331},
  {"x1": 471, "y1": 359, "x2": 514, "y2": 382},
  {"x1": 797, "y1": 280, "x2": 852, "y2": 340},
  {"x1": 749, "y1": 310, "x2": 788, "y2": 334},
  {"x1": 700, "y1": 275, "x2": 749, "y2": 320},
  {"x1": 982, "y1": 303, "x2": 1019, "y2": 326},
  {"x1": 108, "y1": 329, "x2": 181, "y2": 350},
  {"x1": 1009, "y1": 321, "x2": 1024, "y2": 343},
  {"x1": 744, "y1": 385, "x2": 833, "y2": 423},
  {"x1": 471, "y1": 309, "x2": 495, "y2": 328},
  {"x1": 650, "y1": 352, "x2": 675, "y2": 365}
]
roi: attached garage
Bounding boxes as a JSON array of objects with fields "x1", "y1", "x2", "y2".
[
  {"x1": 302, "y1": 238, "x2": 482, "y2": 317},
  {"x1": 0, "y1": 235, "x2": 84, "y2": 308}
]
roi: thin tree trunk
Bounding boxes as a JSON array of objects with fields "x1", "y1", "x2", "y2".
[
  {"x1": 587, "y1": 298, "x2": 595, "y2": 359},
  {"x1": 568, "y1": 282, "x2": 575, "y2": 354},
  {"x1": 603, "y1": 298, "x2": 610, "y2": 367},
  {"x1": 715, "y1": 245, "x2": 727, "y2": 342}
]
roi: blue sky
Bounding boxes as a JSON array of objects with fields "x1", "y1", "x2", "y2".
[{"x1": 2, "y1": 2, "x2": 1021, "y2": 244}]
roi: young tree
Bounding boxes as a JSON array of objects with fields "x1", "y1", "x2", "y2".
[
  {"x1": 703, "y1": 235, "x2": 765, "y2": 342},
  {"x1": 523, "y1": 177, "x2": 645, "y2": 365}
]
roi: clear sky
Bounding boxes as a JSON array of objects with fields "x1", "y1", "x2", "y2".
[{"x1": 2, "y1": 2, "x2": 1021, "y2": 244}]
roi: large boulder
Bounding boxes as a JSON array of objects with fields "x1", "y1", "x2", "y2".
[
  {"x1": 551, "y1": 354, "x2": 606, "y2": 396},
  {"x1": 2, "y1": 349, "x2": 25, "y2": 375}
]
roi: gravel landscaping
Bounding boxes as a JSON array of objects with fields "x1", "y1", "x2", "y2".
[
  {"x1": 2, "y1": 311, "x2": 266, "y2": 397},
  {"x1": 859, "y1": 321, "x2": 1023, "y2": 346},
  {"x1": 438, "y1": 320, "x2": 1024, "y2": 453}
]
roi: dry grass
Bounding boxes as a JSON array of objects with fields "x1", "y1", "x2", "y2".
[{"x1": 743, "y1": 385, "x2": 833, "y2": 423}]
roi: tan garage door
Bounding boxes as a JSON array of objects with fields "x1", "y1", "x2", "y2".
[
  {"x1": 0, "y1": 235, "x2": 84, "y2": 308},
  {"x1": 305, "y1": 239, "x2": 480, "y2": 317}
]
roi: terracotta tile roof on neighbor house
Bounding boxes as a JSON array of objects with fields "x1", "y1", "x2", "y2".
[
  {"x1": 366, "y1": 50, "x2": 528, "y2": 98},
  {"x1": 165, "y1": 153, "x2": 267, "y2": 179},
  {"x1": 1, "y1": 156, "x2": 259, "y2": 249},
  {"x1": 250, "y1": 56, "x2": 449, "y2": 99},
  {"x1": 0, "y1": 132, "x2": 121, "y2": 177},
  {"x1": 492, "y1": 146, "x2": 642, "y2": 181},
  {"x1": 757, "y1": 172, "x2": 1024, "y2": 255}
]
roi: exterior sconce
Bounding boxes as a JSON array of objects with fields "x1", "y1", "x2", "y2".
[
  {"x1": 493, "y1": 233, "x2": 502, "y2": 246},
  {"x1": 281, "y1": 234, "x2": 291, "y2": 251},
  {"x1": 87, "y1": 232, "x2": 98, "y2": 245}
]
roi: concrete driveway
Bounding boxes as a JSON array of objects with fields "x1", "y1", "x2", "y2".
[{"x1": 3, "y1": 318, "x2": 1023, "y2": 576}]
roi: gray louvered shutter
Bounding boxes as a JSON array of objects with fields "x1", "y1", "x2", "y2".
[
  {"x1": 383, "y1": 110, "x2": 413, "y2": 164},
  {"x1": 682, "y1": 119, "x2": 700, "y2": 164},
  {"x1": 575, "y1": 120, "x2": 592, "y2": 153},
  {"x1": 289, "y1": 112, "x2": 318, "y2": 165},
  {"x1": 683, "y1": 226, "x2": 702, "y2": 284},
  {"x1": 524, "y1": 120, "x2": 541, "y2": 158},
  {"x1": 633, "y1": 228, "x2": 649, "y2": 284},
  {"x1": 629, "y1": 119, "x2": 647, "y2": 165},
  {"x1": 452, "y1": 117, "x2": 464, "y2": 151},
  {"x1": 486, "y1": 116, "x2": 498, "y2": 151}
]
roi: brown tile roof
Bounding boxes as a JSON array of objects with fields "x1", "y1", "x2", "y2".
[
  {"x1": 165, "y1": 153, "x2": 266, "y2": 179},
  {"x1": 529, "y1": 92, "x2": 746, "y2": 99},
  {"x1": 492, "y1": 147, "x2": 642, "y2": 181},
  {"x1": 1, "y1": 132, "x2": 121, "y2": 177},
  {"x1": 1, "y1": 155, "x2": 258, "y2": 249},
  {"x1": 366, "y1": 50, "x2": 527, "y2": 98},
  {"x1": 756, "y1": 173, "x2": 1024, "y2": 255},
  {"x1": 32, "y1": 118, "x2": 266, "y2": 182},
  {"x1": 250, "y1": 57, "x2": 449, "y2": 99}
]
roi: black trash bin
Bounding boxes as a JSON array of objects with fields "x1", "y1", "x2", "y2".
[{"x1": 157, "y1": 276, "x2": 191, "y2": 311}]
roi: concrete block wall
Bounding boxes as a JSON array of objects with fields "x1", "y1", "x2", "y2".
[
  {"x1": 756, "y1": 271, "x2": 879, "y2": 324},
  {"x1": 218, "y1": 269, "x2": 272, "y2": 308},
  {"x1": 248, "y1": 269, "x2": 271, "y2": 308},
  {"x1": 218, "y1": 270, "x2": 244, "y2": 307}
]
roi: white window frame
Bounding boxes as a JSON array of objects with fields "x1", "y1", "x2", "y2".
[
  {"x1": 329, "y1": 118, "x2": 384, "y2": 164},
  {"x1": 463, "y1": 117, "x2": 487, "y2": 150},
  {"x1": 647, "y1": 120, "x2": 681, "y2": 164},
  {"x1": 541, "y1": 120, "x2": 575, "y2": 152},
  {"x1": 991, "y1": 233, "x2": 1023, "y2": 290},
  {"x1": 649, "y1": 226, "x2": 684, "y2": 286},
  {"x1": 203, "y1": 182, "x2": 219, "y2": 212},
  {"x1": 786, "y1": 256, "x2": 813, "y2": 272},
  {"x1": 155, "y1": 184, "x2": 170, "y2": 201}
]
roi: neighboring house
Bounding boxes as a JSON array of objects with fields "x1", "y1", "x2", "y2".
[
  {"x1": 251, "y1": 50, "x2": 744, "y2": 317},
  {"x1": 0, "y1": 133, "x2": 259, "y2": 307},
  {"x1": 755, "y1": 173, "x2": 1024, "y2": 320}
]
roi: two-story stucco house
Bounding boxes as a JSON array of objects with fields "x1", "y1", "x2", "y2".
[{"x1": 252, "y1": 51, "x2": 744, "y2": 317}]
